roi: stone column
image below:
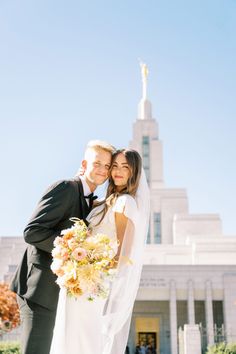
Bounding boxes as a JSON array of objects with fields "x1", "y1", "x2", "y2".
[
  {"x1": 188, "y1": 280, "x2": 195, "y2": 325},
  {"x1": 205, "y1": 280, "x2": 214, "y2": 346},
  {"x1": 149, "y1": 209, "x2": 154, "y2": 244},
  {"x1": 170, "y1": 280, "x2": 178, "y2": 354},
  {"x1": 223, "y1": 274, "x2": 236, "y2": 343},
  {"x1": 184, "y1": 324, "x2": 201, "y2": 354}
]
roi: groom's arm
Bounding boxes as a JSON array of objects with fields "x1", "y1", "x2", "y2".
[{"x1": 24, "y1": 180, "x2": 76, "y2": 253}]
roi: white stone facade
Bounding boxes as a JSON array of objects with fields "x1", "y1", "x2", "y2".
[{"x1": 0, "y1": 236, "x2": 25, "y2": 283}]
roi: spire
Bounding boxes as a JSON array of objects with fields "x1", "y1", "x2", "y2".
[
  {"x1": 138, "y1": 61, "x2": 152, "y2": 120},
  {"x1": 140, "y1": 61, "x2": 148, "y2": 99}
]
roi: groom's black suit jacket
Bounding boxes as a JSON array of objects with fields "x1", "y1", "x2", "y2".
[{"x1": 10, "y1": 176, "x2": 90, "y2": 311}]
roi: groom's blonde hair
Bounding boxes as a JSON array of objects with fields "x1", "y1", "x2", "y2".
[{"x1": 84, "y1": 140, "x2": 115, "y2": 158}]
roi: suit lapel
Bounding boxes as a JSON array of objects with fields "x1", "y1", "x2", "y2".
[{"x1": 74, "y1": 176, "x2": 90, "y2": 219}]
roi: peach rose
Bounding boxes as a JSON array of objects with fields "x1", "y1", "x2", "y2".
[{"x1": 72, "y1": 247, "x2": 87, "y2": 261}]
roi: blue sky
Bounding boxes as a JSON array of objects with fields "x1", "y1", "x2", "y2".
[{"x1": 0, "y1": 0, "x2": 235, "y2": 236}]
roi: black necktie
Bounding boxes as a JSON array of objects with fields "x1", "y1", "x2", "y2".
[{"x1": 85, "y1": 193, "x2": 98, "y2": 210}]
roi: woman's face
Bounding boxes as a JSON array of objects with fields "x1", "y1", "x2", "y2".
[{"x1": 111, "y1": 153, "x2": 131, "y2": 191}]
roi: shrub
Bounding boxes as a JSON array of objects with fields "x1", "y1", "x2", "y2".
[
  {"x1": 206, "y1": 342, "x2": 236, "y2": 354},
  {"x1": 0, "y1": 283, "x2": 20, "y2": 336},
  {"x1": 0, "y1": 341, "x2": 21, "y2": 354}
]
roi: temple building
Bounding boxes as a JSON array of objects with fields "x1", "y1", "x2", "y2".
[
  {"x1": 1, "y1": 65, "x2": 236, "y2": 353},
  {"x1": 127, "y1": 64, "x2": 236, "y2": 354}
]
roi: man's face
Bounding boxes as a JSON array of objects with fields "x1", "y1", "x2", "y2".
[{"x1": 82, "y1": 148, "x2": 112, "y2": 188}]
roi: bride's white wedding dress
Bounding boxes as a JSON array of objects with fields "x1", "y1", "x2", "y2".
[
  {"x1": 50, "y1": 173, "x2": 150, "y2": 354},
  {"x1": 49, "y1": 195, "x2": 129, "y2": 354}
]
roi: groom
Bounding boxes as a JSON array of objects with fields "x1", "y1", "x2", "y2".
[{"x1": 10, "y1": 140, "x2": 115, "y2": 354}]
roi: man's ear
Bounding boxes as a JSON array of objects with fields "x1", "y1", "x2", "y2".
[
  {"x1": 79, "y1": 160, "x2": 87, "y2": 176},
  {"x1": 81, "y1": 160, "x2": 87, "y2": 170}
]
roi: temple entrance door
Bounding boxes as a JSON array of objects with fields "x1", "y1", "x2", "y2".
[{"x1": 135, "y1": 317, "x2": 160, "y2": 353}]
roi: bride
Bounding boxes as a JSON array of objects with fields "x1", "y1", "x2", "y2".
[{"x1": 49, "y1": 148, "x2": 150, "y2": 354}]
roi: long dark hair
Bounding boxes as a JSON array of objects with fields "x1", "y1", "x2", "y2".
[{"x1": 92, "y1": 149, "x2": 142, "y2": 225}]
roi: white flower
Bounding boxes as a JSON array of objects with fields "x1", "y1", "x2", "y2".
[
  {"x1": 108, "y1": 250, "x2": 115, "y2": 259},
  {"x1": 52, "y1": 245, "x2": 63, "y2": 258},
  {"x1": 61, "y1": 227, "x2": 75, "y2": 235},
  {"x1": 107, "y1": 268, "x2": 117, "y2": 277},
  {"x1": 51, "y1": 258, "x2": 64, "y2": 273}
]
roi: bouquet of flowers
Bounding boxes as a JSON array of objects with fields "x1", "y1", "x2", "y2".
[{"x1": 51, "y1": 218, "x2": 118, "y2": 301}]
